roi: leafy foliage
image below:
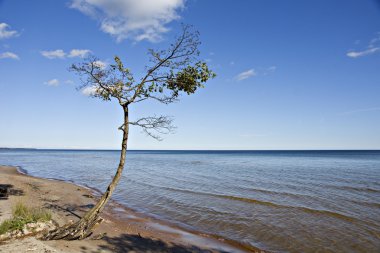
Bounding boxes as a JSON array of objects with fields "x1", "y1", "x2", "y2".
[{"x1": 70, "y1": 25, "x2": 216, "y2": 139}]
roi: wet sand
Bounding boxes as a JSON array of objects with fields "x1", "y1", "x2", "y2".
[{"x1": 0, "y1": 165, "x2": 264, "y2": 253}]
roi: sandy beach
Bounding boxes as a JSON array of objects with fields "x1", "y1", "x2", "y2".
[{"x1": 0, "y1": 165, "x2": 263, "y2": 253}]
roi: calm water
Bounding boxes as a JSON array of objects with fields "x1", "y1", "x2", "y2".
[{"x1": 1, "y1": 150, "x2": 379, "y2": 252}]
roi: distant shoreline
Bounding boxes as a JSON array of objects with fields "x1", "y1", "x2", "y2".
[{"x1": 2, "y1": 148, "x2": 380, "y2": 151}]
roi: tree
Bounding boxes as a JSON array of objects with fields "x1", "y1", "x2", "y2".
[{"x1": 43, "y1": 25, "x2": 215, "y2": 240}]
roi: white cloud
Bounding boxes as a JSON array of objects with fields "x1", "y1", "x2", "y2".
[
  {"x1": 70, "y1": 0, "x2": 185, "y2": 42},
  {"x1": 0, "y1": 23, "x2": 19, "y2": 40},
  {"x1": 346, "y1": 47, "x2": 380, "y2": 58},
  {"x1": 68, "y1": 49, "x2": 92, "y2": 58},
  {"x1": 268, "y1": 66, "x2": 277, "y2": 72},
  {"x1": 65, "y1": 79, "x2": 75, "y2": 84},
  {"x1": 44, "y1": 79, "x2": 60, "y2": 86},
  {"x1": 81, "y1": 85, "x2": 98, "y2": 96},
  {"x1": 0, "y1": 51, "x2": 19, "y2": 60},
  {"x1": 347, "y1": 33, "x2": 380, "y2": 58},
  {"x1": 41, "y1": 49, "x2": 92, "y2": 59},
  {"x1": 236, "y1": 69, "x2": 256, "y2": 81},
  {"x1": 93, "y1": 60, "x2": 107, "y2": 69},
  {"x1": 41, "y1": 49, "x2": 66, "y2": 59}
]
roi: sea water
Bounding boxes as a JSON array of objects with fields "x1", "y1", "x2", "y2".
[{"x1": 1, "y1": 149, "x2": 379, "y2": 253}]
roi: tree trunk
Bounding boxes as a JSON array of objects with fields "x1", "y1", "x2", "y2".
[{"x1": 43, "y1": 106, "x2": 129, "y2": 240}]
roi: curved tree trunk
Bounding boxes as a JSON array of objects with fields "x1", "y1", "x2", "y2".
[{"x1": 43, "y1": 106, "x2": 129, "y2": 240}]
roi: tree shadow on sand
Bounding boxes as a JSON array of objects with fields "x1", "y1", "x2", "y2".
[
  {"x1": 44, "y1": 203, "x2": 95, "y2": 219},
  {"x1": 81, "y1": 234, "x2": 231, "y2": 253},
  {"x1": 0, "y1": 184, "x2": 24, "y2": 200}
]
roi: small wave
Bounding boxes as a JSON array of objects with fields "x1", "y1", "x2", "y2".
[
  {"x1": 151, "y1": 185, "x2": 360, "y2": 223},
  {"x1": 202, "y1": 193, "x2": 358, "y2": 222},
  {"x1": 235, "y1": 185, "x2": 322, "y2": 201},
  {"x1": 128, "y1": 178, "x2": 365, "y2": 224},
  {"x1": 190, "y1": 161, "x2": 203, "y2": 165},
  {"x1": 16, "y1": 166, "x2": 28, "y2": 175},
  {"x1": 329, "y1": 185, "x2": 380, "y2": 194},
  {"x1": 351, "y1": 200, "x2": 380, "y2": 209}
]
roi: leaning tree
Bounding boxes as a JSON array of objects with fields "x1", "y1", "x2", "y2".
[{"x1": 43, "y1": 25, "x2": 215, "y2": 240}]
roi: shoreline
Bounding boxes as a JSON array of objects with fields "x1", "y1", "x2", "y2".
[{"x1": 0, "y1": 165, "x2": 265, "y2": 253}]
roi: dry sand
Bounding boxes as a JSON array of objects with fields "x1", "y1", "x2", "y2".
[{"x1": 0, "y1": 165, "x2": 264, "y2": 253}]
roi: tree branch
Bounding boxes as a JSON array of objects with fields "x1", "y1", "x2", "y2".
[
  {"x1": 129, "y1": 116, "x2": 175, "y2": 140},
  {"x1": 129, "y1": 25, "x2": 200, "y2": 103}
]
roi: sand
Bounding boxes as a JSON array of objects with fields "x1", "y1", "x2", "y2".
[{"x1": 0, "y1": 165, "x2": 264, "y2": 253}]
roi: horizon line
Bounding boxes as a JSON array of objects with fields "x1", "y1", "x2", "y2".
[{"x1": 1, "y1": 147, "x2": 380, "y2": 152}]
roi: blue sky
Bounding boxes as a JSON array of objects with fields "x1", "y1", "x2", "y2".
[{"x1": 0, "y1": 0, "x2": 379, "y2": 150}]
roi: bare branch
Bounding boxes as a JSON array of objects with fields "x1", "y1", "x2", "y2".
[
  {"x1": 129, "y1": 116, "x2": 175, "y2": 140},
  {"x1": 70, "y1": 56, "x2": 135, "y2": 105}
]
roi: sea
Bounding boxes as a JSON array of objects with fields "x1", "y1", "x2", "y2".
[{"x1": 0, "y1": 149, "x2": 379, "y2": 253}]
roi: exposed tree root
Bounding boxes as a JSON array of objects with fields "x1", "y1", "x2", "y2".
[{"x1": 42, "y1": 215, "x2": 102, "y2": 240}]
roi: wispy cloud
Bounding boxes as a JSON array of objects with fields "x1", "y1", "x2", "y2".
[
  {"x1": 44, "y1": 79, "x2": 60, "y2": 86},
  {"x1": 342, "y1": 107, "x2": 380, "y2": 115},
  {"x1": 92, "y1": 60, "x2": 107, "y2": 69},
  {"x1": 0, "y1": 23, "x2": 19, "y2": 40},
  {"x1": 81, "y1": 85, "x2": 98, "y2": 96},
  {"x1": 235, "y1": 69, "x2": 256, "y2": 81},
  {"x1": 0, "y1": 51, "x2": 19, "y2": 60},
  {"x1": 346, "y1": 47, "x2": 380, "y2": 58},
  {"x1": 69, "y1": 0, "x2": 185, "y2": 42},
  {"x1": 347, "y1": 33, "x2": 380, "y2": 58},
  {"x1": 65, "y1": 79, "x2": 75, "y2": 84},
  {"x1": 41, "y1": 49, "x2": 91, "y2": 59},
  {"x1": 68, "y1": 49, "x2": 92, "y2": 58},
  {"x1": 41, "y1": 49, "x2": 66, "y2": 59},
  {"x1": 263, "y1": 65, "x2": 277, "y2": 75},
  {"x1": 234, "y1": 66, "x2": 276, "y2": 81}
]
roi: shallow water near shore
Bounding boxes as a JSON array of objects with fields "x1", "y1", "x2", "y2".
[{"x1": 1, "y1": 149, "x2": 380, "y2": 252}]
